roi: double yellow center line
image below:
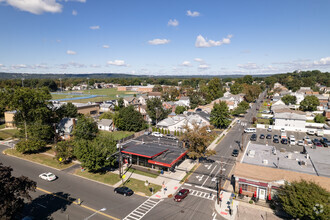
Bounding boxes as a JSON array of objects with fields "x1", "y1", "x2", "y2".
[{"x1": 37, "y1": 187, "x2": 119, "y2": 220}]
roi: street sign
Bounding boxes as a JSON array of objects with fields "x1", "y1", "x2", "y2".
[
  {"x1": 59, "y1": 157, "x2": 62, "y2": 162},
  {"x1": 122, "y1": 174, "x2": 126, "y2": 179}
]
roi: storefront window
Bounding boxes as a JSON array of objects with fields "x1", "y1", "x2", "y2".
[{"x1": 239, "y1": 183, "x2": 257, "y2": 193}]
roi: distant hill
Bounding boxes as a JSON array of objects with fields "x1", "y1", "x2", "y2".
[{"x1": 0, "y1": 72, "x2": 272, "y2": 79}]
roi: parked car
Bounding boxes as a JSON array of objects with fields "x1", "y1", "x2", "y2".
[
  {"x1": 280, "y1": 128, "x2": 285, "y2": 133},
  {"x1": 297, "y1": 140, "x2": 304, "y2": 146},
  {"x1": 316, "y1": 130, "x2": 324, "y2": 137},
  {"x1": 273, "y1": 138, "x2": 279, "y2": 143},
  {"x1": 281, "y1": 138, "x2": 288, "y2": 144},
  {"x1": 232, "y1": 149, "x2": 239, "y2": 157},
  {"x1": 266, "y1": 134, "x2": 272, "y2": 139},
  {"x1": 320, "y1": 138, "x2": 330, "y2": 147},
  {"x1": 174, "y1": 189, "x2": 189, "y2": 202},
  {"x1": 114, "y1": 187, "x2": 134, "y2": 196},
  {"x1": 267, "y1": 127, "x2": 272, "y2": 132},
  {"x1": 250, "y1": 134, "x2": 257, "y2": 141},
  {"x1": 144, "y1": 131, "x2": 151, "y2": 135},
  {"x1": 304, "y1": 136, "x2": 311, "y2": 141},
  {"x1": 305, "y1": 139, "x2": 313, "y2": 147},
  {"x1": 313, "y1": 139, "x2": 323, "y2": 147},
  {"x1": 165, "y1": 134, "x2": 177, "y2": 140},
  {"x1": 307, "y1": 130, "x2": 315, "y2": 136},
  {"x1": 260, "y1": 134, "x2": 265, "y2": 139},
  {"x1": 151, "y1": 132, "x2": 163, "y2": 137},
  {"x1": 273, "y1": 135, "x2": 279, "y2": 140},
  {"x1": 289, "y1": 135, "x2": 296, "y2": 145},
  {"x1": 39, "y1": 172, "x2": 56, "y2": 181}
]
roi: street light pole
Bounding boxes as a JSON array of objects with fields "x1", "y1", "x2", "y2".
[
  {"x1": 117, "y1": 144, "x2": 122, "y2": 181},
  {"x1": 84, "y1": 208, "x2": 106, "y2": 220}
]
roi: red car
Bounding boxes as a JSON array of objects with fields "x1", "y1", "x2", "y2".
[{"x1": 174, "y1": 189, "x2": 189, "y2": 202}]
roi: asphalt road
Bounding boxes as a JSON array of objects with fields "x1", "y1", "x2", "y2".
[
  {"x1": 0, "y1": 145, "x2": 147, "y2": 220},
  {"x1": 186, "y1": 90, "x2": 267, "y2": 192}
]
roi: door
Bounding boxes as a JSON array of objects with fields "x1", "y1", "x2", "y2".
[{"x1": 259, "y1": 188, "x2": 266, "y2": 200}]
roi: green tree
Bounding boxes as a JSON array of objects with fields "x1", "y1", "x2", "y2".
[
  {"x1": 0, "y1": 163, "x2": 37, "y2": 220},
  {"x1": 203, "y1": 78, "x2": 223, "y2": 103},
  {"x1": 242, "y1": 75, "x2": 253, "y2": 85},
  {"x1": 15, "y1": 139, "x2": 46, "y2": 154},
  {"x1": 117, "y1": 97, "x2": 124, "y2": 109},
  {"x1": 180, "y1": 124, "x2": 216, "y2": 161},
  {"x1": 54, "y1": 140, "x2": 74, "y2": 163},
  {"x1": 146, "y1": 98, "x2": 170, "y2": 124},
  {"x1": 231, "y1": 101, "x2": 249, "y2": 116},
  {"x1": 230, "y1": 83, "x2": 243, "y2": 95},
  {"x1": 74, "y1": 134, "x2": 117, "y2": 172},
  {"x1": 210, "y1": 102, "x2": 231, "y2": 129},
  {"x1": 114, "y1": 105, "x2": 147, "y2": 132},
  {"x1": 57, "y1": 102, "x2": 78, "y2": 118},
  {"x1": 275, "y1": 180, "x2": 329, "y2": 220},
  {"x1": 314, "y1": 114, "x2": 326, "y2": 123},
  {"x1": 243, "y1": 84, "x2": 262, "y2": 103},
  {"x1": 73, "y1": 115, "x2": 98, "y2": 140},
  {"x1": 152, "y1": 84, "x2": 163, "y2": 92},
  {"x1": 281, "y1": 95, "x2": 297, "y2": 105},
  {"x1": 7, "y1": 87, "x2": 52, "y2": 140},
  {"x1": 99, "y1": 111, "x2": 113, "y2": 120},
  {"x1": 175, "y1": 106, "x2": 186, "y2": 115},
  {"x1": 300, "y1": 95, "x2": 320, "y2": 111}
]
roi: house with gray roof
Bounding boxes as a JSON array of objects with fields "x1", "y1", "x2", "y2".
[
  {"x1": 273, "y1": 109, "x2": 306, "y2": 131},
  {"x1": 57, "y1": 118, "x2": 75, "y2": 140},
  {"x1": 97, "y1": 119, "x2": 114, "y2": 132}
]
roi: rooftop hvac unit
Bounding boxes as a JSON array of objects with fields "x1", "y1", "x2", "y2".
[
  {"x1": 248, "y1": 150, "x2": 255, "y2": 157},
  {"x1": 287, "y1": 153, "x2": 292, "y2": 159},
  {"x1": 262, "y1": 159, "x2": 268, "y2": 164}
]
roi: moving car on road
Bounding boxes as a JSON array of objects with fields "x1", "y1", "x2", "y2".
[
  {"x1": 174, "y1": 189, "x2": 189, "y2": 202},
  {"x1": 39, "y1": 172, "x2": 57, "y2": 181},
  {"x1": 232, "y1": 149, "x2": 239, "y2": 157},
  {"x1": 114, "y1": 187, "x2": 134, "y2": 196},
  {"x1": 244, "y1": 128, "x2": 256, "y2": 133}
]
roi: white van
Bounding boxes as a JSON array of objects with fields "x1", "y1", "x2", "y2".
[
  {"x1": 289, "y1": 135, "x2": 296, "y2": 145},
  {"x1": 316, "y1": 130, "x2": 324, "y2": 137},
  {"x1": 244, "y1": 128, "x2": 256, "y2": 133},
  {"x1": 307, "y1": 130, "x2": 315, "y2": 136}
]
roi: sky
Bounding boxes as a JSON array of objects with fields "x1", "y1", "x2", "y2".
[{"x1": 0, "y1": 0, "x2": 330, "y2": 76}]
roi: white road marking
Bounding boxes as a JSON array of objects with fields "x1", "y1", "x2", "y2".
[
  {"x1": 196, "y1": 175, "x2": 204, "y2": 182},
  {"x1": 186, "y1": 188, "x2": 216, "y2": 201},
  {"x1": 201, "y1": 164, "x2": 217, "y2": 187},
  {"x1": 123, "y1": 198, "x2": 163, "y2": 220},
  {"x1": 184, "y1": 183, "x2": 192, "y2": 186}
]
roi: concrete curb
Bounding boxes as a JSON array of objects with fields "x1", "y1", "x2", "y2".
[{"x1": 2, "y1": 150, "x2": 62, "y2": 171}]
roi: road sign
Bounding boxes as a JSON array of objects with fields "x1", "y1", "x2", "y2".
[
  {"x1": 122, "y1": 174, "x2": 126, "y2": 179},
  {"x1": 59, "y1": 157, "x2": 62, "y2": 162}
]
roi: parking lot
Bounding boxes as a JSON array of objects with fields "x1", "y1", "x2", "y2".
[{"x1": 245, "y1": 128, "x2": 330, "y2": 153}]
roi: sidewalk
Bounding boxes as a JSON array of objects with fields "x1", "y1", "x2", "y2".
[
  {"x1": 215, "y1": 191, "x2": 239, "y2": 220},
  {"x1": 112, "y1": 158, "x2": 197, "y2": 198}
]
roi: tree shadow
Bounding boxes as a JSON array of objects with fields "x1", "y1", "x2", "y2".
[{"x1": 21, "y1": 192, "x2": 75, "y2": 219}]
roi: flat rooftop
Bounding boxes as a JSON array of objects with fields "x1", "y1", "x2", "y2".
[
  {"x1": 305, "y1": 146, "x2": 330, "y2": 178},
  {"x1": 242, "y1": 143, "x2": 316, "y2": 176}
]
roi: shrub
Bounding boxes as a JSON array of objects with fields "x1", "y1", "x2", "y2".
[{"x1": 15, "y1": 139, "x2": 46, "y2": 154}]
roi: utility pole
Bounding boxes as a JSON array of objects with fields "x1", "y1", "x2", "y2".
[
  {"x1": 87, "y1": 77, "x2": 90, "y2": 94},
  {"x1": 217, "y1": 161, "x2": 224, "y2": 205},
  {"x1": 117, "y1": 143, "x2": 122, "y2": 181}
]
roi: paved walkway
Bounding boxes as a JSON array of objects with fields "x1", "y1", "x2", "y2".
[
  {"x1": 111, "y1": 159, "x2": 197, "y2": 198},
  {"x1": 208, "y1": 118, "x2": 238, "y2": 150},
  {"x1": 215, "y1": 191, "x2": 239, "y2": 220}
]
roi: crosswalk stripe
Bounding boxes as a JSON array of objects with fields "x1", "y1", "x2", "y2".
[{"x1": 123, "y1": 198, "x2": 163, "y2": 220}]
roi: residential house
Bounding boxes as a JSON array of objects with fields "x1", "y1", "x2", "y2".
[
  {"x1": 292, "y1": 92, "x2": 305, "y2": 104},
  {"x1": 273, "y1": 109, "x2": 306, "y2": 131},
  {"x1": 135, "y1": 105, "x2": 151, "y2": 123},
  {"x1": 137, "y1": 95, "x2": 148, "y2": 105},
  {"x1": 99, "y1": 102, "x2": 115, "y2": 113},
  {"x1": 174, "y1": 96, "x2": 190, "y2": 108},
  {"x1": 315, "y1": 94, "x2": 330, "y2": 111},
  {"x1": 57, "y1": 118, "x2": 75, "y2": 140},
  {"x1": 52, "y1": 102, "x2": 100, "y2": 116},
  {"x1": 123, "y1": 97, "x2": 138, "y2": 107},
  {"x1": 4, "y1": 110, "x2": 16, "y2": 128},
  {"x1": 97, "y1": 119, "x2": 114, "y2": 132},
  {"x1": 148, "y1": 92, "x2": 162, "y2": 99},
  {"x1": 325, "y1": 109, "x2": 330, "y2": 120},
  {"x1": 162, "y1": 101, "x2": 176, "y2": 112},
  {"x1": 157, "y1": 113, "x2": 210, "y2": 132}
]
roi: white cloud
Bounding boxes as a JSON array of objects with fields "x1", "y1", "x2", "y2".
[
  {"x1": 181, "y1": 61, "x2": 192, "y2": 67},
  {"x1": 107, "y1": 60, "x2": 128, "y2": 67},
  {"x1": 66, "y1": 50, "x2": 76, "y2": 55},
  {"x1": 195, "y1": 34, "x2": 233, "y2": 48},
  {"x1": 237, "y1": 63, "x2": 259, "y2": 70},
  {"x1": 12, "y1": 64, "x2": 28, "y2": 69},
  {"x1": 59, "y1": 62, "x2": 85, "y2": 69},
  {"x1": 313, "y1": 57, "x2": 330, "y2": 65},
  {"x1": 148, "y1": 39, "x2": 170, "y2": 45},
  {"x1": 0, "y1": 64, "x2": 3, "y2": 67},
  {"x1": 194, "y1": 58, "x2": 203, "y2": 63},
  {"x1": 72, "y1": 9, "x2": 77, "y2": 15},
  {"x1": 198, "y1": 64, "x2": 209, "y2": 69},
  {"x1": 186, "y1": 10, "x2": 200, "y2": 17},
  {"x1": 90, "y1": 64, "x2": 101, "y2": 68},
  {"x1": 0, "y1": 0, "x2": 63, "y2": 15},
  {"x1": 168, "y1": 19, "x2": 179, "y2": 27},
  {"x1": 102, "y1": 45, "x2": 109, "y2": 48},
  {"x1": 89, "y1": 25, "x2": 100, "y2": 30}
]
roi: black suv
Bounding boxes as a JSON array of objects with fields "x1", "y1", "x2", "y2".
[
  {"x1": 320, "y1": 138, "x2": 330, "y2": 147},
  {"x1": 232, "y1": 149, "x2": 239, "y2": 157},
  {"x1": 260, "y1": 134, "x2": 265, "y2": 139},
  {"x1": 281, "y1": 138, "x2": 288, "y2": 144},
  {"x1": 250, "y1": 134, "x2": 257, "y2": 141},
  {"x1": 273, "y1": 138, "x2": 279, "y2": 143}
]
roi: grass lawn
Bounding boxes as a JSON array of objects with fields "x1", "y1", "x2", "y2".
[
  {"x1": 121, "y1": 178, "x2": 162, "y2": 196},
  {"x1": 0, "y1": 129, "x2": 19, "y2": 140},
  {"x1": 125, "y1": 167, "x2": 159, "y2": 178},
  {"x1": 4, "y1": 149, "x2": 73, "y2": 170},
  {"x1": 51, "y1": 88, "x2": 137, "y2": 103},
  {"x1": 99, "y1": 130, "x2": 134, "y2": 141},
  {"x1": 73, "y1": 169, "x2": 121, "y2": 186},
  {"x1": 0, "y1": 124, "x2": 5, "y2": 129},
  {"x1": 257, "y1": 118, "x2": 271, "y2": 125}
]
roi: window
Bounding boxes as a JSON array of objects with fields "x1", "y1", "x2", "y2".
[{"x1": 239, "y1": 183, "x2": 257, "y2": 193}]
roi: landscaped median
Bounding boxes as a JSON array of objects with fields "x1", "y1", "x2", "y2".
[
  {"x1": 120, "y1": 178, "x2": 162, "y2": 197},
  {"x1": 3, "y1": 148, "x2": 74, "y2": 170},
  {"x1": 125, "y1": 167, "x2": 159, "y2": 178}
]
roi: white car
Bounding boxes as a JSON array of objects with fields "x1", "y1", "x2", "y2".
[
  {"x1": 297, "y1": 140, "x2": 304, "y2": 146},
  {"x1": 151, "y1": 132, "x2": 163, "y2": 137},
  {"x1": 39, "y1": 172, "x2": 57, "y2": 181}
]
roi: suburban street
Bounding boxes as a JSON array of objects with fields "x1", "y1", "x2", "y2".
[{"x1": 0, "y1": 145, "x2": 147, "y2": 220}]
